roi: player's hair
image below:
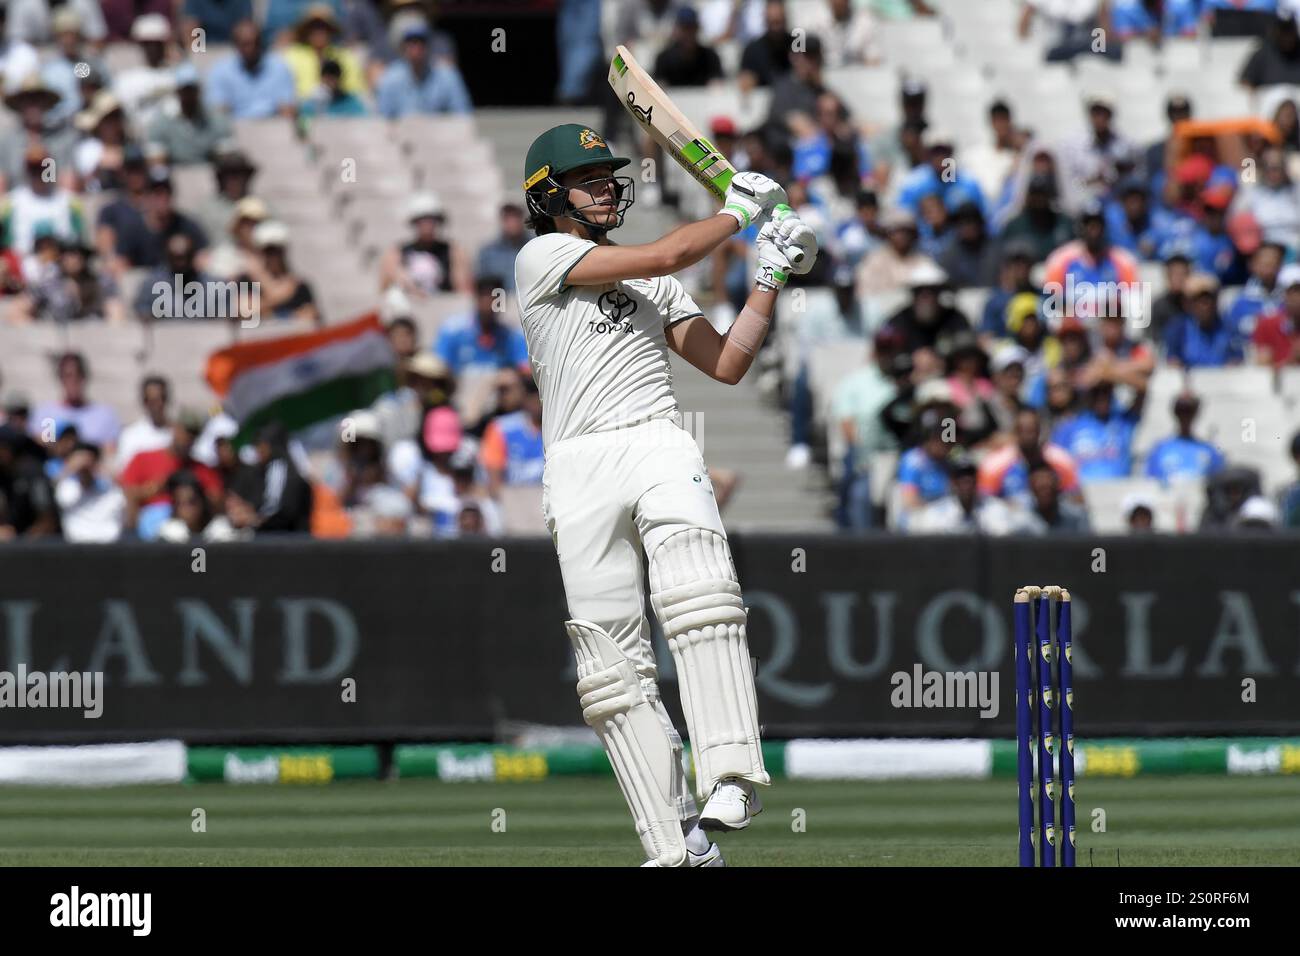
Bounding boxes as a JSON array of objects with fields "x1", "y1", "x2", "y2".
[{"x1": 527, "y1": 209, "x2": 559, "y2": 235}]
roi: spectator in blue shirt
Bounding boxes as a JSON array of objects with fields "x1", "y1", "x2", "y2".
[
  {"x1": 1225, "y1": 241, "x2": 1285, "y2": 338},
  {"x1": 182, "y1": 0, "x2": 254, "y2": 45},
  {"x1": 1164, "y1": 272, "x2": 1244, "y2": 367},
  {"x1": 1145, "y1": 392, "x2": 1225, "y2": 484},
  {"x1": 896, "y1": 412, "x2": 958, "y2": 527},
  {"x1": 897, "y1": 129, "x2": 988, "y2": 221},
  {"x1": 1104, "y1": 179, "x2": 1162, "y2": 260},
  {"x1": 1050, "y1": 381, "x2": 1143, "y2": 483},
  {"x1": 206, "y1": 19, "x2": 296, "y2": 119},
  {"x1": 375, "y1": 24, "x2": 471, "y2": 118},
  {"x1": 434, "y1": 275, "x2": 529, "y2": 378},
  {"x1": 1109, "y1": 0, "x2": 1202, "y2": 39}
]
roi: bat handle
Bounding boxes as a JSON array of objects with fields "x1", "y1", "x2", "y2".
[{"x1": 772, "y1": 203, "x2": 805, "y2": 265}]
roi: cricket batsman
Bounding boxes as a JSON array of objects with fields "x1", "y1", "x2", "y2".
[{"x1": 515, "y1": 124, "x2": 817, "y2": 867}]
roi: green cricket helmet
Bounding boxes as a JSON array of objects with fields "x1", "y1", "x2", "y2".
[{"x1": 523, "y1": 124, "x2": 634, "y2": 233}]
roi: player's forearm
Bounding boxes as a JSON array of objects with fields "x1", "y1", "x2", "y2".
[
  {"x1": 652, "y1": 214, "x2": 740, "y2": 276},
  {"x1": 715, "y1": 287, "x2": 777, "y2": 385}
]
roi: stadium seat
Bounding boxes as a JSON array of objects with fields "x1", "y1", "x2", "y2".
[
  {"x1": 1081, "y1": 477, "x2": 1168, "y2": 533},
  {"x1": 1159, "y1": 38, "x2": 1202, "y2": 72},
  {"x1": 1205, "y1": 37, "x2": 1260, "y2": 70},
  {"x1": 232, "y1": 119, "x2": 300, "y2": 155},
  {"x1": 171, "y1": 165, "x2": 216, "y2": 206},
  {"x1": 498, "y1": 484, "x2": 546, "y2": 536},
  {"x1": 861, "y1": 290, "x2": 910, "y2": 333},
  {"x1": 1186, "y1": 366, "x2": 1275, "y2": 400},
  {"x1": 828, "y1": 67, "x2": 899, "y2": 128},
  {"x1": 808, "y1": 341, "x2": 866, "y2": 429}
]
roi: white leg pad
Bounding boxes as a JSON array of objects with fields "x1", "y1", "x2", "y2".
[
  {"x1": 649, "y1": 528, "x2": 770, "y2": 799},
  {"x1": 567, "y1": 619, "x2": 691, "y2": 867}
]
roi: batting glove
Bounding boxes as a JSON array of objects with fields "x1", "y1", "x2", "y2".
[
  {"x1": 754, "y1": 226, "x2": 794, "y2": 291},
  {"x1": 771, "y1": 207, "x2": 819, "y2": 275},
  {"x1": 720, "y1": 172, "x2": 788, "y2": 230}
]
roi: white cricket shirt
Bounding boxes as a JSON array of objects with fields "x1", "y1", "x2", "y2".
[{"x1": 514, "y1": 232, "x2": 704, "y2": 449}]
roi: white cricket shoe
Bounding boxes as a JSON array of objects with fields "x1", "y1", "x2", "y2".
[
  {"x1": 639, "y1": 842, "x2": 725, "y2": 867},
  {"x1": 699, "y1": 777, "x2": 763, "y2": 832}
]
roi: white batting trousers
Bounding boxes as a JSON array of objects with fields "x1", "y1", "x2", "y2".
[
  {"x1": 542, "y1": 416, "x2": 725, "y2": 680},
  {"x1": 544, "y1": 415, "x2": 770, "y2": 808}
]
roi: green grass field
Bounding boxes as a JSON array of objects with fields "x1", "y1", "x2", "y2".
[{"x1": 2, "y1": 776, "x2": 1298, "y2": 866}]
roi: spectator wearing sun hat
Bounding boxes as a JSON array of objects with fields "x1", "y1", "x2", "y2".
[
  {"x1": 282, "y1": 3, "x2": 367, "y2": 103},
  {"x1": 0, "y1": 77, "x2": 77, "y2": 191},
  {"x1": 40, "y1": 6, "x2": 111, "y2": 125},
  {"x1": 856, "y1": 208, "x2": 930, "y2": 295},
  {"x1": 987, "y1": 342, "x2": 1030, "y2": 434},
  {"x1": 882, "y1": 262, "x2": 973, "y2": 375},
  {"x1": 238, "y1": 220, "x2": 319, "y2": 324},
  {"x1": 72, "y1": 91, "x2": 133, "y2": 192},
  {"x1": 111, "y1": 13, "x2": 179, "y2": 129},
  {"x1": 379, "y1": 191, "x2": 472, "y2": 295}
]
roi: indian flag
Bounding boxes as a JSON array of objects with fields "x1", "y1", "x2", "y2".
[{"x1": 205, "y1": 314, "x2": 396, "y2": 445}]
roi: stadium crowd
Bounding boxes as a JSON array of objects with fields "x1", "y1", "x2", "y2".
[
  {"x1": 611, "y1": 0, "x2": 1300, "y2": 535},
  {"x1": 2, "y1": 0, "x2": 1300, "y2": 543}
]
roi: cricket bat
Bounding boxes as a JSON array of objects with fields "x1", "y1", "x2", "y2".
[{"x1": 608, "y1": 44, "x2": 803, "y2": 263}]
